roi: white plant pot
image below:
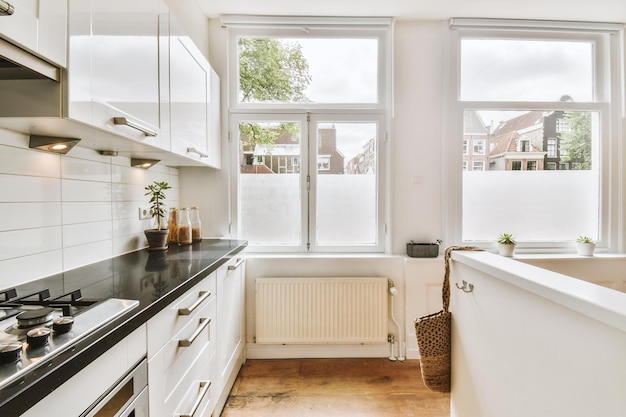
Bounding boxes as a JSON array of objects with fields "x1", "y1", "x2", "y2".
[
  {"x1": 498, "y1": 243, "x2": 516, "y2": 257},
  {"x1": 576, "y1": 242, "x2": 595, "y2": 256}
]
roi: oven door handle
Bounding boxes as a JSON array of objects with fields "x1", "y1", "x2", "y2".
[
  {"x1": 178, "y1": 291, "x2": 211, "y2": 316},
  {"x1": 178, "y1": 318, "x2": 211, "y2": 347},
  {"x1": 181, "y1": 380, "x2": 211, "y2": 417}
]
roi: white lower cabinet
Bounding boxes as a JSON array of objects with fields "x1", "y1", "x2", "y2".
[
  {"x1": 147, "y1": 271, "x2": 219, "y2": 417},
  {"x1": 147, "y1": 257, "x2": 246, "y2": 417},
  {"x1": 21, "y1": 325, "x2": 147, "y2": 417},
  {"x1": 214, "y1": 257, "x2": 246, "y2": 416}
]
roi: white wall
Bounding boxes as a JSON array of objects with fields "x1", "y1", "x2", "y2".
[{"x1": 0, "y1": 128, "x2": 180, "y2": 288}]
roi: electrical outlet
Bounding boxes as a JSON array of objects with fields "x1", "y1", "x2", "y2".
[{"x1": 139, "y1": 206, "x2": 151, "y2": 220}]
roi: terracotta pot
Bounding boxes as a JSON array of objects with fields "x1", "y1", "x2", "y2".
[{"x1": 145, "y1": 229, "x2": 169, "y2": 251}]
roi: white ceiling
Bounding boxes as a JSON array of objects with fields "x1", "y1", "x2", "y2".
[{"x1": 195, "y1": 0, "x2": 626, "y2": 23}]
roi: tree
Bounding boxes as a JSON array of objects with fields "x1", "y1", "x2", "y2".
[
  {"x1": 238, "y1": 38, "x2": 311, "y2": 103},
  {"x1": 559, "y1": 112, "x2": 592, "y2": 169}
]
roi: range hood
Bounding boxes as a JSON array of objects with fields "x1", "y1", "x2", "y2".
[{"x1": 0, "y1": 36, "x2": 60, "y2": 81}]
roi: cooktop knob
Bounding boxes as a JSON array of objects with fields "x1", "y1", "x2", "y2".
[
  {"x1": 0, "y1": 342, "x2": 23, "y2": 364},
  {"x1": 26, "y1": 328, "x2": 51, "y2": 348}
]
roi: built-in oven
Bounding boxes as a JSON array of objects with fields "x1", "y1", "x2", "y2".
[{"x1": 81, "y1": 358, "x2": 148, "y2": 417}]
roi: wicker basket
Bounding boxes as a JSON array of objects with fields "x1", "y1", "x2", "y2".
[{"x1": 406, "y1": 242, "x2": 440, "y2": 258}]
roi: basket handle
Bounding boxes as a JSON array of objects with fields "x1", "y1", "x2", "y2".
[{"x1": 443, "y1": 246, "x2": 483, "y2": 312}]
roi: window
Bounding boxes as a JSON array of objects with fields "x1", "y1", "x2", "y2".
[
  {"x1": 448, "y1": 19, "x2": 622, "y2": 249},
  {"x1": 463, "y1": 140, "x2": 468, "y2": 155},
  {"x1": 228, "y1": 17, "x2": 390, "y2": 252},
  {"x1": 547, "y1": 138, "x2": 557, "y2": 157},
  {"x1": 519, "y1": 139, "x2": 530, "y2": 152},
  {"x1": 473, "y1": 161, "x2": 485, "y2": 171},
  {"x1": 462, "y1": 161, "x2": 468, "y2": 171},
  {"x1": 473, "y1": 139, "x2": 485, "y2": 155}
]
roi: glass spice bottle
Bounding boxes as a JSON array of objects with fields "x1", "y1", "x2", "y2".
[
  {"x1": 168, "y1": 207, "x2": 178, "y2": 243},
  {"x1": 190, "y1": 206, "x2": 202, "y2": 242},
  {"x1": 177, "y1": 208, "x2": 192, "y2": 245}
]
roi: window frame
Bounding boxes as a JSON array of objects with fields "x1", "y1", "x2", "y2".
[
  {"x1": 443, "y1": 19, "x2": 623, "y2": 252},
  {"x1": 227, "y1": 19, "x2": 391, "y2": 253}
]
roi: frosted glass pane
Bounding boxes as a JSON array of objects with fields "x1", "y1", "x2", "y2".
[
  {"x1": 316, "y1": 122, "x2": 377, "y2": 245},
  {"x1": 461, "y1": 39, "x2": 593, "y2": 102},
  {"x1": 238, "y1": 121, "x2": 301, "y2": 246},
  {"x1": 463, "y1": 171, "x2": 598, "y2": 241},
  {"x1": 240, "y1": 175, "x2": 300, "y2": 245}
]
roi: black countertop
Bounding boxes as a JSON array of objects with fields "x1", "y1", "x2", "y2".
[{"x1": 0, "y1": 239, "x2": 247, "y2": 416}]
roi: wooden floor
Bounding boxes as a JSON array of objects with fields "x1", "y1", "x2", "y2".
[{"x1": 220, "y1": 358, "x2": 450, "y2": 417}]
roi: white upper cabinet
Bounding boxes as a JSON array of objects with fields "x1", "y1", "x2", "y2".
[
  {"x1": 68, "y1": 0, "x2": 163, "y2": 146},
  {"x1": 0, "y1": 0, "x2": 67, "y2": 66},
  {"x1": 169, "y1": 15, "x2": 220, "y2": 167}
]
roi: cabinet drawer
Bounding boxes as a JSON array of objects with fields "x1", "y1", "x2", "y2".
[
  {"x1": 148, "y1": 295, "x2": 216, "y2": 413},
  {"x1": 168, "y1": 345, "x2": 215, "y2": 417},
  {"x1": 147, "y1": 272, "x2": 216, "y2": 358}
]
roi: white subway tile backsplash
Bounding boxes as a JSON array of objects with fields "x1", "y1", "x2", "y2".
[
  {"x1": 63, "y1": 240, "x2": 113, "y2": 271},
  {"x1": 63, "y1": 221, "x2": 113, "y2": 247},
  {"x1": 62, "y1": 202, "x2": 112, "y2": 224},
  {"x1": 62, "y1": 179, "x2": 112, "y2": 202},
  {"x1": 0, "y1": 251, "x2": 64, "y2": 288},
  {"x1": 0, "y1": 144, "x2": 61, "y2": 177},
  {"x1": 0, "y1": 203, "x2": 62, "y2": 230},
  {"x1": 112, "y1": 182, "x2": 145, "y2": 202},
  {"x1": 112, "y1": 161, "x2": 145, "y2": 185},
  {"x1": 0, "y1": 131, "x2": 179, "y2": 288},
  {"x1": 0, "y1": 175, "x2": 61, "y2": 202},
  {"x1": 113, "y1": 234, "x2": 145, "y2": 256},
  {"x1": 0, "y1": 227, "x2": 63, "y2": 260},
  {"x1": 61, "y1": 155, "x2": 111, "y2": 182}
]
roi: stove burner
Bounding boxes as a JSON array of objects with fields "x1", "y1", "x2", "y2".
[
  {"x1": 26, "y1": 328, "x2": 50, "y2": 348},
  {"x1": 17, "y1": 307, "x2": 54, "y2": 328},
  {"x1": 0, "y1": 343, "x2": 23, "y2": 364}
]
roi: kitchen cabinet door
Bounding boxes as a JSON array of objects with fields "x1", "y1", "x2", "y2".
[
  {"x1": 169, "y1": 15, "x2": 212, "y2": 165},
  {"x1": 89, "y1": 0, "x2": 163, "y2": 144},
  {"x1": 214, "y1": 257, "x2": 245, "y2": 414},
  {"x1": 0, "y1": 0, "x2": 38, "y2": 57},
  {"x1": 0, "y1": 0, "x2": 67, "y2": 67}
]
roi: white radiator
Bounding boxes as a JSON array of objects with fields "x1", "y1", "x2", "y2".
[{"x1": 255, "y1": 277, "x2": 389, "y2": 344}]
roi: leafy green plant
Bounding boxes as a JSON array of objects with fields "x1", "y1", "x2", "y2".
[
  {"x1": 145, "y1": 181, "x2": 171, "y2": 230},
  {"x1": 497, "y1": 233, "x2": 516, "y2": 245},
  {"x1": 576, "y1": 235, "x2": 594, "y2": 244}
]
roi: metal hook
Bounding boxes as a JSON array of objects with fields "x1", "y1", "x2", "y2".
[{"x1": 455, "y1": 280, "x2": 474, "y2": 293}]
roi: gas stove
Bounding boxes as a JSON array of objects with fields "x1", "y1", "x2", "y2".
[{"x1": 0, "y1": 288, "x2": 139, "y2": 390}]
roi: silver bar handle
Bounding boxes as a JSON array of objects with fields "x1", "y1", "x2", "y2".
[
  {"x1": 186, "y1": 147, "x2": 208, "y2": 158},
  {"x1": 178, "y1": 318, "x2": 211, "y2": 347},
  {"x1": 113, "y1": 117, "x2": 157, "y2": 137},
  {"x1": 0, "y1": 1, "x2": 14, "y2": 15},
  {"x1": 180, "y1": 380, "x2": 211, "y2": 417},
  {"x1": 178, "y1": 291, "x2": 211, "y2": 316},
  {"x1": 227, "y1": 258, "x2": 245, "y2": 271}
]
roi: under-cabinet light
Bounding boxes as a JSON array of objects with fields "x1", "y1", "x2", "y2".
[
  {"x1": 131, "y1": 158, "x2": 160, "y2": 169},
  {"x1": 29, "y1": 135, "x2": 81, "y2": 154}
]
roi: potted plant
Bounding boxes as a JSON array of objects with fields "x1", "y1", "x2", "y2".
[
  {"x1": 497, "y1": 233, "x2": 516, "y2": 257},
  {"x1": 576, "y1": 235, "x2": 596, "y2": 256},
  {"x1": 144, "y1": 181, "x2": 171, "y2": 251}
]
